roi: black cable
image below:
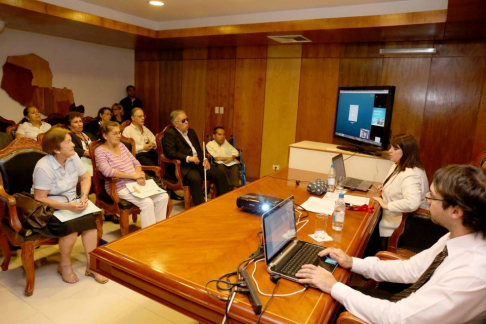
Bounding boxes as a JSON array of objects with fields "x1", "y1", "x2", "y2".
[
  {"x1": 343, "y1": 151, "x2": 358, "y2": 161},
  {"x1": 256, "y1": 279, "x2": 281, "y2": 323},
  {"x1": 266, "y1": 175, "x2": 310, "y2": 185},
  {"x1": 294, "y1": 203, "x2": 309, "y2": 219}
]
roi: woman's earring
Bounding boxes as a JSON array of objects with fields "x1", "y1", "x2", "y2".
[{"x1": 54, "y1": 150, "x2": 60, "y2": 154}]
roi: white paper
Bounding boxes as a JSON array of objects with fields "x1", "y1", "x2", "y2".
[
  {"x1": 215, "y1": 160, "x2": 238, "y2": 167},
  {"x1": 309, "y1": 233, "x2": 333, "y2": 242},
  {"x1": 125, "y1": 179, "x2": 166, "y2": 198},
  {"x1": 299, "y1": 197, "x2": 335, "y2": 215},
  {"x1": 53, "y1": 200, "x2": 101, "y2": 223},
  {"x1": 323, "y1": 192, "x2": 369, "y2": 206}
]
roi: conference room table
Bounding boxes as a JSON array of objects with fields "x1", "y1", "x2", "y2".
[{"x1": 89, "y1": 168, "x2": 381, "y2": 323}]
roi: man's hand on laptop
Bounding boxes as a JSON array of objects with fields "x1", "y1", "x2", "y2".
[
  {"x1": 319, "y1": 248, "x2": 353, "y2": 269},
  {"x1": 296, "y1": 265, "x2": 337, "y2": 293}
]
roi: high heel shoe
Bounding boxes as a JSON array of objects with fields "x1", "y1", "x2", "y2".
[
  {"x1": 57, "y1": 265, "x2": 79, "y2": 284},
  {"x1": 85, "y1": 269, "x2": 109, "y2": 284}
]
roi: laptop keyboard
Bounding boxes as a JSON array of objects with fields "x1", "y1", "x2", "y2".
[
  {"x1": 345, "y1": 177, "x2": 363, "y2": 188},
  {"x1": 280, "y1": 244, "x2": 325, "y2": 277}
]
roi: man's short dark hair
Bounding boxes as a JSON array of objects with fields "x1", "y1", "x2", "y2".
[
  {"x1": 433, "y1": 165, "x2": 486, "y2": 236},
  {"x1": 213, "y1": 126, "x2": 224, "y2": 134},
  {"x1": 126, "y1": 85, "x2": 135, "y2": 92}
]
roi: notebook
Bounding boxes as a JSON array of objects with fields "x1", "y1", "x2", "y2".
[
  {"x1": 332, "y1": 154, "x2": 373, "y2": 192},
  {"x1": 262, "y1": 196, "x2": 337, "y2": 283}
]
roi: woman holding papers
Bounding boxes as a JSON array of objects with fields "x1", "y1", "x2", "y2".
[
  {"x1": 32, "y1": 128, "x2": 108, "y2": 284},
  {"x1": 95, "y1": 121, "x2": 169, "y2": 229},
  {"x1": 373, "y1": 134, "x2": 428, "y2": 249}
]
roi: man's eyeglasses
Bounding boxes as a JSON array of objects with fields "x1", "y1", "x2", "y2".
[
  {"x1": 109, "y1": 132, "x2": 122, "y2": 136},
  {"x1": 178, "y1": 118, "x2": 189, "y2": 123},
  {"x1": 135, "y1": 115, "x2": 146, "y2": 118},
  {"x1": 425, "y1": 193, "x2": 445, "y2": 203}
]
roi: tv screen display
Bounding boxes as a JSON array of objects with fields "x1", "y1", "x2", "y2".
[{"x1": 334, "y1": 86, "x2": 395, "y2": 152}]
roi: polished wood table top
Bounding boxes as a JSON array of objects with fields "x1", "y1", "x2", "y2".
[{"x1": 89, "y1": 168, "x2": 380, "y2": 324}]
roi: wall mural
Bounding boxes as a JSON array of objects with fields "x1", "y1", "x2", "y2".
[{"x1": 1, "y1": 53, "x2": 74, "y2": 115}]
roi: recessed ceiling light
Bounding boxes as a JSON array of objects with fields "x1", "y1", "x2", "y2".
[{"x1": 149, "y1": 1, "x2": 164, "y2": 6}]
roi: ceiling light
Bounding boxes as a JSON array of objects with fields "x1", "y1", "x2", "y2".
[
  {"x1": 379, "y1": 48, "x2": 436, "y2": 55},
  {"x1": 149, "y1": 1, "x2": 164, "y2": 6}
]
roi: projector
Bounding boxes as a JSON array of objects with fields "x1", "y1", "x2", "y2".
[{"x1": 236, "y1": 193, "x2": 284, "y2": 215}]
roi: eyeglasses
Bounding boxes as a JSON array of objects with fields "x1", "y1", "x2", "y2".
[
  {"x1": 135, "y1": 115, "x2": 146, "y2": 118},
  {"x1": 108, "y1": 132, "x2": 122, "y2": 136},
  {"x1": 178, "y1": 118, "x2": 189, "y2": 123},
  {"x1": 425, "y1": 193, "x2": 445, "y2": 203}
]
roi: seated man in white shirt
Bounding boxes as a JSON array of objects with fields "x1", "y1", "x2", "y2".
[
  {"x1": 297, "y1": 164, "x2": 486, "y2": 324},
  {"x1": 122, "y1": 108, "x2": 158, "y2": 167},
  {"x1": 206, "y1": 126, "x2": 240, "y2": 189}
]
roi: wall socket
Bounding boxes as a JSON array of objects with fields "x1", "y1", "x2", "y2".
[{"x1": 272, "y1": 165, "x2": 280, "y2": 171}]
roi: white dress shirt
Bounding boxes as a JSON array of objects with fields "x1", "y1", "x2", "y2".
[
  {"x1": 380, "y1": 165, "x2": 429, "y2": 236},
  {"x1": 16, "y1": 121, "x2": 51, "y2": 140},
  {"x1": 206, "y1": 139, "x2": 239, "y2": 165},
  {"x1": 122, "y1": 123, "x2": 156, "y2": 154},
  {"x1": 331, "y1": 232, "x2": 486, "y2": 324},
  {"x1": 174, "y1": 127, "x2": 198, "y2": 163}
]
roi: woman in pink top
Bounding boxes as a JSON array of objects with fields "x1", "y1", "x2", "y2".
[{"x1": 94, "y1": 121, "x2": 169, "y2": 228}]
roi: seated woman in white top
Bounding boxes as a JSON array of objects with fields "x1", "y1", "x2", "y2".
[
  {"x1": 15, "y1": 106, "x2": 51, "y2": 140},
  {"x1": 373, "y1": 134, "x2": 428, "y2": 248}
]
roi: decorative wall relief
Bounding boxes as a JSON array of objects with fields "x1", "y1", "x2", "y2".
[{"x1": 1, "y1": 53, "x2": 74, "y2": 115}]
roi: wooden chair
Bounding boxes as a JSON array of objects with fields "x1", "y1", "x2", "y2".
[
  {"x1": 42, "y1": 113, "x2": 65, "y2": 126},
  {"x1": 0, "y1": 138, "x2": 103, "y2": 296},
  {"x1": 336, "y1": 251, "x2": 408, "y2": 324},
  {"x1": 0, "y1": 116, "x2": 15, "y2": 133},
  {"x1": 82, "y1": 116, "x2": 95, "y2": 124},
  {"x1": 156, "y1": 125, "x2": 215, "y2": 210},
  {"x1": 119, "y1": 120, "x2": 131, "y2": 131},
  {"x1": 36, "y1": 124, "x2": 69, "y2": 142},
  {"x1": 5, "y1": 123, "x2": 19, "y2": 140},
  {"x1": 89, "y1": 137, "x2": 172, "y2": 236},
  {"x1": 0, "y1": 132, "x2": 11, "y2": 150},
  {"x1": 388, "y1": 208, "x2": 448, "y2": 259},
  {"x1": 473, "y1": 150, "x2": 486, "y2": 170}
]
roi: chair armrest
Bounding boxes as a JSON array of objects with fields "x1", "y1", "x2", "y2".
[
  {"x1": 337, "y1": 311, "x2": 368, "y2": 324},
  {"x1": 107, "y1": 177, "x2": 121, "y2": 204},
  {"x1": 375, "y1": 251, "x2": 408, "y2": 261},
  {"x1": 0, "y1": 186, "x2": 22, "y2": 233},
  {"x1": 160, "y1": 154, "x2": 184, "y2": 182},
  {"x1": 141, "y1": 165, "x2": 162, "y2": 179}
]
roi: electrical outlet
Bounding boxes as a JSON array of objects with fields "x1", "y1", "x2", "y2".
[
  {"x1": 272, "y1": 165, "x2": 280, "y2": 171},
  {"x1": 215, "y1": 107, "x2": 219, "y2": 114},
  {"x1": 220, "y1": 106, "x2": 224, "y2": 114}
]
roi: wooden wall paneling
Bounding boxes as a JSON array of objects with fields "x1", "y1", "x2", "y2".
[
  {"x1": 181, "y1": 60, "x2": 207, "y2": 142},
  {"x1": 435, "y1": 39, "x2": 486, "y2": 57},
  {"x1": 420, "y1": 56, "x2": 486, "y2": 178},
  {"x1": 338, "y1": 58, "x2": 383, "y2": 87},
  {"x1": 381, "y1": 57, "x2": 431, "y2": 143},
  {"x1": 302, "y1": 44, "x2": 342, "y2": 58},
  {"x1": 260, "y1": 57, "x2": 302, "y2": 177},
  {"x1": 135, "y1": 60, "x2": 160, "y2": 132},
  {"x1": 267, "y1": 45, "x2": 302, "y2": 58},
  {"x1": 233, "y1": 58, "x2": 267, "y2": 181},
  {"x1": 159, "y1": 60, "x2": 183, "y2": 131},
  {"x1": 296, "y1": 58, "x2": 340, "y2": 143},
  {"x1": 236, "y1": 46, "x2": 268, "y2": 59},
  {"x1": 342, "y1": 43, "x2": 384, "y2": 58},
  {"x1": 206, "y1": 59, "x2": 236, "y2": 139},
  {"x1": 183, "y1": 48, "x2": 209, "y2": 60},
  {"x1": 471, "y1": 57, "x2": 486, "y2": 164}
]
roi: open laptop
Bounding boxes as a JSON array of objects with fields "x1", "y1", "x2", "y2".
[
  {"x1": 262, "y1": 196, "x2": 337, "y2": 283},
  {"x1": 332, "y1": 154, "x2": 373, "y2": 192}
]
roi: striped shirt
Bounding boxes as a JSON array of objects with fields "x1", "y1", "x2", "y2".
[{"x1": 94, "y1": 143, "x2": 141, "y2": 193}]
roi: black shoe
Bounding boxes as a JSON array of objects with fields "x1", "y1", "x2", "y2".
[
  {"x1": 169, "y1": 191, "x2": 184, "y2": 201},
  {"x1": 104, "y1": 214, "x2": 120, "y2": 224}
]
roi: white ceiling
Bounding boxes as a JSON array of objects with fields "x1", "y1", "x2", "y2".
[{"x1": 40, "y1": 0, "x2": 448, "y2": 30}]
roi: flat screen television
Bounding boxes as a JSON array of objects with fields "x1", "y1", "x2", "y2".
[{"x1": 333, "y1": 86, "x2": 395, "y2": 155}]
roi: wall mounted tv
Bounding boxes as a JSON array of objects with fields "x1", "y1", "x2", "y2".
[{"x1": 333, "y1": 86, "x2": 395, "y2": 155}]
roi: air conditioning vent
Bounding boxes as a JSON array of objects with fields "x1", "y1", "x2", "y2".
[{"x1": 267, "y1": 35, "x2": 312, "y2": 43}]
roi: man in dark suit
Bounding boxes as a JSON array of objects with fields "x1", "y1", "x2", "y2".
[
  {"x1": 120, "y1": 85, "x2": 143, "y2": 121},
  {"x1": 162, "y1": 110, "x2": 230, "y2": 206}
]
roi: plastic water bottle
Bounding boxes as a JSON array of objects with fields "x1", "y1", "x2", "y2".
[
  {"x1": 327, "y1": 164, "x2": 336, "y2": 192},
  {"x1": 332, "y1": 193, "x2": 345, "y2": 231}
]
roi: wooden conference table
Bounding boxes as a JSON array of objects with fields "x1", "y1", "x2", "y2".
[{"x1": 89, "y1": 168, "x2": 381, "y2": 324}]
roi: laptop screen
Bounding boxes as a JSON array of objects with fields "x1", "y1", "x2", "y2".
[
  {"x1": 262, "y1": 196, "x2": 296, "y2": 263},
  {"x1": 332, "y1": 154, "x2": 346, "y2": 179}
]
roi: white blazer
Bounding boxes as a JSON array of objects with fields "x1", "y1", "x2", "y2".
[{"x1": 379, "y1": 165, "x2": 429, "y2": 237}]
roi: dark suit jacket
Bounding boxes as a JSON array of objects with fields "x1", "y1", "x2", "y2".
[
  {"x1": 162, "y1": 127, "x2": 204, "y2": 177},
  {"x1": 120, "y1": 96, "x2": 143, "y2": 121},
  {"x1": 71, "y1": 132, "x2": 96, "y2": 158}
]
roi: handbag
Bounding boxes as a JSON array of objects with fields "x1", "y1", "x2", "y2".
[{"x1": 13, "y1": 192, "x2": 55, "y2": 229}]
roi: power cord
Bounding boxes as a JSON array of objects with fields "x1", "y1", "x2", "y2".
[
  {"x1": 256, "y1": 279, "x2": 280, "y2": 324},
  {"x1": 251, "y1": 259, "x2": 307, "y2": 297}
]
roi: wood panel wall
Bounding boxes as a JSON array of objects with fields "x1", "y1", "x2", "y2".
[{"x1": 136, "y1": 39, "x2": 486, "y2": 182}]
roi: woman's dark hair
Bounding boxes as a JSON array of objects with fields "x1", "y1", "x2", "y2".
[
  {"x1": 20, "y1": 106, "x2": 36, "y2": 124},
  {"x1": 99, "y1": 121, "x2": 120, "y2": 143},
  {"x1": 96, "y1": 107, "x2": 112, "y2": 122},
  {"x1": 42, "y1": 128, "x2": 71, "y2": 154},
  {"x1": 65, "y1": 112, "x2": 83, "y2": 128},
  {"x1": 391, "y1": 134, "x2": 424, "y2": 173},
  {"x1": 432, "y1": 165, "x2": 486, "y2": 236}
]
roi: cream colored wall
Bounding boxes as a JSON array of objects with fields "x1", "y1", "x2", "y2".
[{"x1": 0, "y1": 28, "x2": 134, "y2": 122}]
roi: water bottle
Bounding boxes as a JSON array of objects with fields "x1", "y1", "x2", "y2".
[
  {"x1": 327, "y1": 164, "x2": 336, "y2": 192},
  {"x1": 332, "y1": 193, "x2": 345, "y2": 231}
]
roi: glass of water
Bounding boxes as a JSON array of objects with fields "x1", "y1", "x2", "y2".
[
  {"x1": 314, "y1": 214, "x2": 329, "y2": 240},
  {"x1": 335, "y1": 176, "x2": 344, "y2": 193}
]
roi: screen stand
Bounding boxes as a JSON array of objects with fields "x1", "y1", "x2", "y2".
[{"x1": 336, "y1": 145, "x2": 380, "y2": 157}]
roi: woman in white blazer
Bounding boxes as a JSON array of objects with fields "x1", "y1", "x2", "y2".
[{"x1": 373, "y1": 134, "x2": 428, "y2": 249}]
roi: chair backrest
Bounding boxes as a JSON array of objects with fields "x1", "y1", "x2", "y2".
[
  {"x1": 37, "y1": 124, "x2": 69, "y2": 143},
  {"x1": 0, "y1": 132, "x2": 12, "y2": 150},
  {"x1": 120, "y1": 120, "x2": 131, "y2": 131},
  {"x1": 155, "y1": 124, "x2": 173, "y2": 176},
  {"x1": 82, "y1": 116, "x2": 95, "y2": 124},
  {"x1": 473, "y1": 150, "x2": 486, "y2": 170},
  {"x1": 6, "y1": 123, "x2": 19, "y2": 140},
  {"x1": 0, "y1": 138, "x2": 46, "y2": 196},
  {"x1": 0, "y1": 116, "x2": 15, "y2": 133},
  {"x1": 42, "y1": 113, "x2": 65, "y2": 126}
]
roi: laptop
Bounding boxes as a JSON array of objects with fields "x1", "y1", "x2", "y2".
[
  {"x1": 332, "y1": 154, "x2": 373, "y2": 192},
  {"x1": 262, "y1": 196, "x2": 337, "y2": 283}
]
